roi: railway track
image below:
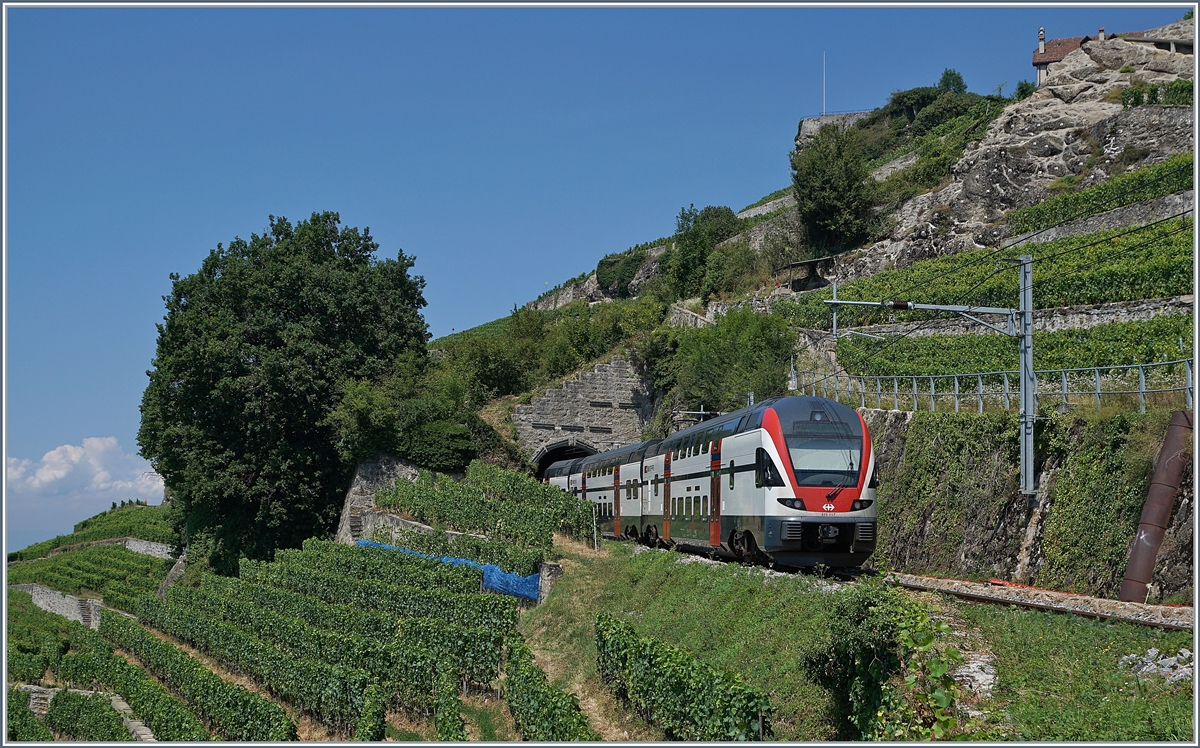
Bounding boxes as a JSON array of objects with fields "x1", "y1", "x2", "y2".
[{"x1": 637, "y1": 540, "x2": 1194, "y2": 631}]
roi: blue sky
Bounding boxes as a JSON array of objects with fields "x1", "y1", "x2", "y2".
[{"x1": 3, "y1": 3, "x2": 1188, "y2": 550}]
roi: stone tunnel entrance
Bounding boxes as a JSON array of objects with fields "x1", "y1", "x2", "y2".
[{"x1": 534, "y1": 440, "x2": 598, "y2": 480}]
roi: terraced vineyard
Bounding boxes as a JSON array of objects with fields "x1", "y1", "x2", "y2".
[
  {"x1": 8, "y1": 532, "x2": 596, "y2": 741},
  {"x1": 7, "y1": 503, "x2": 177, "y2": 562},
  {"x1": 7, "y1": 544, "x2": 175, "y2": 614}
]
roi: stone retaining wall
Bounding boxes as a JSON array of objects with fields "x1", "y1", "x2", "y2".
[
  {"x1": 16, "y1": 685, "x2": 155, "y2": 741},
  {"x1": 123, "y1": 538, "x2": 174, "y2": 560},
  {"x1": 513, "y1": 356, "x2": 652, "y2": 464},
  {"x1": 333, "y1": 452, "x2": 420, "y2": 544},
  {"x1": 9, "y1": 584, "x2": 101, "y2": 629}
]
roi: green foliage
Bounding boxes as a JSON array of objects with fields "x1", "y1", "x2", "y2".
[
  {"x1": 1121, "y1": 78, "x2": 1194, "y2": 109},
  {"x1": 434, "y1": 671, "x2": 469, "y2": 741},
  {"x1": 503, "y1": 634, "x2": 598, "y2": 741},
  {"x1": 790, "y1": 124, "x2": 873, "y2": 253},
  {"x1": 434, "y1": 297, "x2": 667, "y2": 399},
  {"x1": 837, "y1": 316, "x2": 1194, "y2": 378},
  {"x1": 8, "y1": 504, "x2": 177, "y2": 562},
  {"x1": 700, "y1": 238, "x2": 772, "y2": 302},
  {"x1": 288, "y1": 539, "x2": 483, "y2": 593},
  {"x1": 44, "y1": 690, "x2": 133, "y2": 741},
  {"x1": 775, "y1": 221, "x2": 1193, "y2": 331},
  {"x1": 353, "y1": 684, "x2": 388, "y2": 741},
  {"x1": 1007, "y1": 152, "x2": 1193, "y2": 234},
  {"x1": 596, "y1": 246, "x2": 648, "y2": 297},
  {"x1": 937, "y1": 68, "x2": 968, "y2": 95},
  {"x1": 1015, "y1": 80, "x2": 1036, "y2": 100},
  {"x1": 671, "y1": 307, "x2": 793, "y2": 413},
  {"x1": 240, "y1": 557, "x2": 519, "y2": 632},
  {"x1": 911, "y1": 91, "x2": 979, "y2": 136},
  {"x1": 139, "y1": 594, "x2": 372, "y2": 729},
  {"x1": 98, "y1": 609, "x2": 297, "y2": 741},
  {"x1": 6, "y1": 687, "x2": 54, "y2": 742},
  {"x1": 595, "y1": 613, "x2": 773, "y2": 740},
  {"x1": 799, "y1": 577, "x2": 962, "y2": 740},
  {"x1": 6, "y1": 544, "x2": 174, "y2": 612},
  {"x1": 138, "y1": 211, "x2": 430, "y2": 573},
  {"x1": 6, "y1": 590, "x2": 110, "y2": 684},
  {"x1": 1036, "y1": 412, "x2": 1167, "y2": 596},
  {"x1": 872, "y1": 412, "x2": 1020, "y2": 575},
  {"x1": 659, "y1": 205, "x2": 743, "y2": 300},
  {"x1": 376, "y1": 462, "x2": 594, "y2": 551},
  {"x1": 380, "y1": 527, "x2": 545, "y2": 576},
  {"x1": 739, "y1": 186, "x2": 792, "y2": 212}
]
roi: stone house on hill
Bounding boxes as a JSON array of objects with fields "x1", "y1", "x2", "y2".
[{"x1": 1033, "y1": 25, "x2": 1192, "y2": 86}]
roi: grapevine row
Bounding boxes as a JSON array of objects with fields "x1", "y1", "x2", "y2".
[
  {"x1": 240, "y1": 557, "x2": 519, "y2": 632},
  {"x1": 43, "y1": 690, "x2": 133, "y2": 741},
  {"x1": 502, "y1": 634, "x2": 598, "y2": 741},
  {"x1": 98, "y1": 609, "x2": 297, "y2": 741},
  {"x1": 595, "y1": 613, "x2": 773, "y2": 741},
  {"x1": 138, "y1": 595, "x2": 372, "y2": 729}
]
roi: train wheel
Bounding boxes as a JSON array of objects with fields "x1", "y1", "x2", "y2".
[
  {"x1": 624, "y1": 524, "x2": 640, "y2": 542},
  {"x1": 646, "y1": 525, "x2": 660, "y2": 547}
]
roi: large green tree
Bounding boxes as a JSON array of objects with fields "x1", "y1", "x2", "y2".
[
  {"x1": 661, "y1": 204, "x2": 742, "y2": 300},
  {"x1": 790, "y1": 123, "x2": 873, "y2": 255},
  {"x1": 138, "y1": 212, "x2": 430, "y2": 572}
]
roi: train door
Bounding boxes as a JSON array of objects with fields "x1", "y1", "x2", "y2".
[
  {"x1": 709, "y1": 437, "x2": 723, "y2": 546},
  {"x1": 662, "y1": 451, "x2": 672, "y2": 540},
  {"x1": 619, "y1": 461, "x2": 640, "y2": 535},
  {"x1": 611, "y1": 466, "x2": 620, "y2": 532}
]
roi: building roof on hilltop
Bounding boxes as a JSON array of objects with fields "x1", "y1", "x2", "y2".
[{"x1": 1033, "y1": 30, "x2": 1145, "y2": 65}]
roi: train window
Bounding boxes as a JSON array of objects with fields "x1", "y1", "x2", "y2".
[{"x1": 755, "y1": 448, "x2": 787, "y2": 488}]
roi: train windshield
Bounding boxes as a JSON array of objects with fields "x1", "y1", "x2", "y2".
[{"x1": 771, "y1": 398, "x2": 863, "y2": 488}]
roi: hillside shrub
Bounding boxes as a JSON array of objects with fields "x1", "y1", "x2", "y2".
[
  {"x1": 595, "y1": 613, "x2": 772, "y2": 740},
  {"x1": 8, "y1": 504, "x2": 176, "y2": 562},
  {"x1": 6, "y1": 687, "x2": 54, "y2": 742},
  {"x1": 44, "y1": 691, "x2": 133, "y2": 741},
  {"x1": 836, "y1": 315, "x2": 1194, "y2": 378},
  {"x1": 1120, "y1": 78, "x2": 1194, "y2": 109},
  {"x1": 98, "y1": 609, "x2": 297, "y2": 741},
  {"x1": 774, "y1": 222, "x2": 1193, "y2": 331},
  {"x1": 503, "y1": 634, "x2": 598, "y2": 741},
  {"x1": 791, "y1": 124, "x2": 873, "y2": 254},
  {"x1": 671, "y1": 307, "x2": 793, "y2": 414},
  {"x1": 1007, "y1": 152, "x2": 1193, "y2": 234},
  {"x1": 799, "y1": 578, "x2": 963, "y2": 740},
  {"x1": 596, "y1": 246, "x2": 648, "y2": 297}
]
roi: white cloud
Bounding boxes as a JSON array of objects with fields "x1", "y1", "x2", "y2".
[{"x1": 5, "y1": 437, "x2": 164, "y2": 552}]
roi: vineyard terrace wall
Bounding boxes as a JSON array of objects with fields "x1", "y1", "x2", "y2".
[{"x1": 861, "y1": 407, "x2": 1192, "y2": 603}]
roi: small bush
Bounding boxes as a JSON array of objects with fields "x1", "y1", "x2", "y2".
[{"x1": 353, "y1": 684, "x2": 387, "y2": 741}]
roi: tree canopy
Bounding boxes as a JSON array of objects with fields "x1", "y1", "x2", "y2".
[
  {"x1": 138, "y1": 212, "x2": 431, "y2": 572},
  {"x1": 790, "y1": 124, "x2": 873, "y2": 255},
  {"x1": 937, "y1": 68, "x2": 967, "y2": 95},
  {"x1": 661, "y1": 204, "x2": 742, "y2": 300}
]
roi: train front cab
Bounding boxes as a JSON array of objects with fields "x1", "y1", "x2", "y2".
[{"x1": 749, "y1": 396, "x2": 877, "y2": 568}]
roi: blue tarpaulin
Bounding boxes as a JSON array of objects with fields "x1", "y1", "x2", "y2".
[{"x1": 356, "y1": 538, "x2": 541, "y2": 600}]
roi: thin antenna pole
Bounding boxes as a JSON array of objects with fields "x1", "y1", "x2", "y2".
[{"x1": 823, "y1": 51, "x2": 826, "y2": 115}]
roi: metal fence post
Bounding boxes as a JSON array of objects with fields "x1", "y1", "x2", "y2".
[
  {"x1": 894, "y1": 376, "x2": 899, "y2": 410},
  {"x1": 929, "y1": 376, "x2": 936, "y2": 412},
  {"x1": 1060, "y1": 370, "x2": 1068, "y2": 404},
  {"x1": 1003, "y1": 371, "x2": 1011, "y2": 410},
  {"x1": 953, "y1": 375, "x2": 960, "y2": 412},
  {"x1": 977, "y1": 375, "x2": 984, "y2": 414},
  {"x1": 1139, "y1": 365, "x2": 1146, "y2": 413},
  {"x1": 1094, "y1": 368, "x2": 1102, "y2": 408},
  {"x1": 912, "y1": 376, "x2": 918, "y2": 412},
  {"x1": 1187, "y1": 359, "x2": 1194, "y2": 410},
  {"x1": 860, "y1": 377, "x2": 866, "y2": 409},
  {"x1": 876, "y1": 377, "x2": 883, "y2": 409}
]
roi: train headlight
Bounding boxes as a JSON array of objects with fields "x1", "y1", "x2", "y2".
[
  {"x1": 851, "y1": 499, "x2": 874, "y2": 511},
  {"x1": 776, "y1": 498, "x2": 806, "y2": 510}
]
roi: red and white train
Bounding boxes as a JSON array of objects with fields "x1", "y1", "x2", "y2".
[{"x1": 545, "y1": 395, "x2": 877, "y2": 568}]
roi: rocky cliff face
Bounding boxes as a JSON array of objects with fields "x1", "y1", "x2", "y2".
[
  {"x1": 526, "y1": 246, "x2": 666, "y2": 311},
  {"x1": 826, "y1": 21, "x2": 1194, "y2": 285}
]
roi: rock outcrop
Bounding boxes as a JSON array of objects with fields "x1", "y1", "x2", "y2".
[{"x1": 824, "y1": 20, "x2": 1194, "y2": 285}]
